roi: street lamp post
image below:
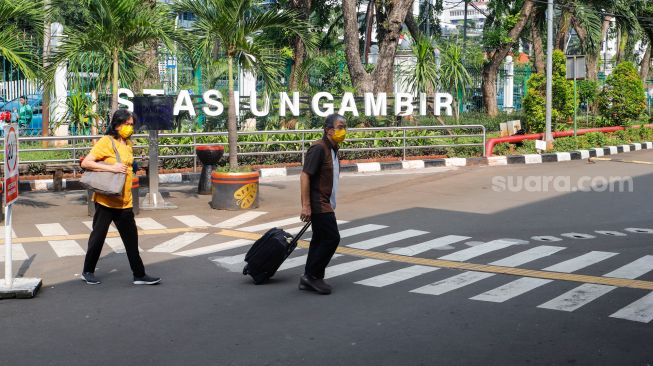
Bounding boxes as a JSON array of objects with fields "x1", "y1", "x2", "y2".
[{"x1": 545, "y1": 0, "x2": 554, "y2": 150}]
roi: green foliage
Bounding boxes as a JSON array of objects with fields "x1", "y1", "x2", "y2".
[
  {"x1": 408, "y1": 36, "x2": 438, "y2": 94},
  {"x1": 0, "y1": 0, "x2": 43, "y2": 79},
  {"x1": 577, "y1": 80, "x2": 599, "y2": 105},
  {"x1": 598, "y1": 61, "x2": 646, "y2": 126},
  {"x1": 523, "y1": 50, "x2": 574, "y2": 132}
]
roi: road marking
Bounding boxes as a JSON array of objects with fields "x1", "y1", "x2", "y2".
[
  {"x1": 411, "y1": 271, "x2": 495, "y2": 295},
  {"x1": 215, "y1": 211, "x2": 268, "y2": 229},
  {"x1": 347, "y1": 230, "x2": 429, "y2": 250},
  {"x1": 0, "y1": 227, "x2": 17, "y2": 238},
  {"x1": 325, "y1": 259, "x2": 388, "y2": 278},
  {"x1": 489, "y1": 246, "x2": 566, "y2": 267},
  {"x1": 624, "y1": 228, "x2": 653, "y2": 234},
  {"x1": 543, "y1": 251, "x2": 618, "y2": 273},
  {"x1": 36, "y1": 223, "x2": 68, "y2": 237},
  {"x1": 604, "y1": 255, "x2": 653, "y2": 279},
  {"x1": 135, "y1": 218, "x2": 167, "y2": 230},
  {"x1": 389, "y1": 235, "x2": 471, "y2": 256},
  {"x1": 610, "y1": 292, "x2": 653, "y2": 323},
  {"x1": 537, "y1": 284, "x2": 615, "y2": 312},
  {"x1": 237, "y1": 217, "x2": 302, "y2": 232},
  {"x1": 531, "y1": 236, "x2": 562, "y2": 242},
  {"x1": 338, "y1": 224, "x2": 388, "y2": 238},
  {"x1": 278, "y1": 254, "x2": 343, "y2": 271},
  {"x1": 48, "y1": 240, "x2": 86, "y2": 257},
  {"x1": 560, "y1": 232, "x2": 595, "y2": 240},
  {"x1": 174, "y1": 215, "x2": 212, "y2": 228},
  {"x1": 212, "y1": 253, "x2": 247, "y2": 265},
  {"x1": 83, "y1": 221, "x2": 117, "y2": 233},
  {"x1": 174, "y1": 239, "x2": 254, "y2": 257},
  {"x1": 0, "y1": 244, "x2": 28, "y2": 261},
  {"x1": 592, "y1": 157, "x2": 653, "y2": 165},
  {"x1": 595, "y1": 230, "x2": 627, "y2": 237},
  {"x1": 149, "y1": 232, "x2": 209, "y2": 253},
  {"x1": 438, "y1": 239, "x2": 524, "y2": 262},
  {"x1": 105, "y1": 237, "x2": 143, "y2": 253},
  {"x1": 471, "y1": 278, "x2": 552, "y2": 303},
  {"x1": 356, "y1": 265, "x2": 439, "y2": 287}
]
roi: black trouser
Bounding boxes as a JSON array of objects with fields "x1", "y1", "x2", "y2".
[
  {"x1": 83, "y1": 203, "x2": 145, "y2": 277},
  {"x1": 305, "y1": 212, "x2": 340, "y2": 279}
]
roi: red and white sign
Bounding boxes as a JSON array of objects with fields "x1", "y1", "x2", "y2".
[{"x1": 4, "y1": 124, "x2": 19, "y2": 206}]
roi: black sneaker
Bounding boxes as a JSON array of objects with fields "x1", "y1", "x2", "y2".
[
  {"x1": 81, "y1": 272, "x2": 101, "y2": 285},
  {"x1": 133, "y1": 274, "x2": 161, "y2": 285},
  {"x1": 299, "y1": 274, "x2": 331, "y2": 295}
]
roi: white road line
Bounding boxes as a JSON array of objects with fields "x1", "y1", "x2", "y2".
[
  {"x1": 531, "y1": 236, "x2": 562, "y2": 242},
  {"x1": 212, "y1": 253, "x2": 247, "y2": 265},
  {"x1": 610, "y1": 292, "x2": 653, "y2": 323},
  {"x1": 48, "y1": 240, "x2": 86, "y2": 257},
  {"x1": 0, "y1": 244, "x2": 28, "y2": 261},
  {"x1": 105, "y1": 237, "x2": 143, "y2": 253},
  {"x1": 325, "y1": 259, "x2": 388, "y2": 278},
  {"x1": 237, "y1": 217, "x2": 302, "y2": 232},
  {"x1": 410, "y1": 271, "x2": 495, "y2": 295},
  {"x1": 542, "y1": 251, "x2": 618, "y2": 273},
  {"x1": 36, "y1": 223, "x2": 69, "y2": 237},
  {"x1": 389, "y1": 235, "x2": 471, "y2": 256},
  {"x1": 338, "y1": 224, "x2": 388, "y2": 238},
  {"x1": 215, "y1": 211, "x2": 268, "y2": 229},
  {"x1": 149, "y1": 232, "x2": 209, "y2": 253},
  {"x1": 175, "y1": 239, "x2": 254, "y2": 257},
  {"x1": 355, "y1": 265, "x2": 439, "y2": 287},
  {"x1": 603, "y1": 255, "x2": 653, "y2": 279},
  {"x1": 135, "y1": 217, "x2": 166, "y2": 230},
  {"x1": 560, "y1": 232, "x2": 595, "y2": 240},
  {"x1": 595, "y1": 230, "x2": 626, "y2": 237},
  {"x1": 438, "y1": 239, "x2": 520, "y2": 262},
  {"x1": 0, "y1": 227, "x2": 17, "y2": 238},
  {"x1": 471, "y1": 278, "x2": 553, "y2": 303},
  {"x1": 347, "y1": 230, "x2": 429, "y2": 250},
  {"x1": 537, "y1": 284, "x2": 615, "y2": 312},
  {"x1": 489, "y1": 246, "x2": 566, "y2": 267},
  {"x1": 174, "y1": 215, "x2": 212, "y2": 228},
  {"x1": 83, "y1": 221, "x2": 117, "y2": 233},
  {"x1": 277, "y1": 254, "x2": 343, "y2": 271}
]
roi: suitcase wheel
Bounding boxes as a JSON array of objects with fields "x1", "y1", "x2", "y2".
[{"x1": 242, "y1": 264, "x2": 249, "y2": 275}]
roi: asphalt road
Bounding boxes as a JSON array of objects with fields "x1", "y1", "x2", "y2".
[{"x1": 2, "y1": 149, "x2": 653, "y2": 366}]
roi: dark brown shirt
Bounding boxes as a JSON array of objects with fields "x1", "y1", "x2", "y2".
[{"x1": 303, "y1": 136, "x2": 339, "y2": 214}]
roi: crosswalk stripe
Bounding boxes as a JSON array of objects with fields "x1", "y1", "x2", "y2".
[
  {"x1": 83, "y1": 221, "x2": 117, "y2": 233},
  {"x1": 36, "y1": 223, "x2": 69, "y2": 236},
  {"x1": 0, "y1": 244, "x2": 29, "y2": 261},
  {"x1": 347, "y1": 230, "x2": 429, "y2": 250},
  {"x1": 48, "y1": 240, "x2": 86, "y2": 257},
  {"x1": 212, "y1": 253, "x2": 247, "y2": 265},
  {"x1": 0, "y1": 227, "x2": 17, "y2": 238},
  {"x1": 277, "y1": 254, "x2": 343, "y2": 272},
  {"x1": 237, "y1": 217, "x2": 302, "y2": 232},
  {"x1": 390, "y1": 235, "x2": 471, "y2": 256},
  {"x1": 410, "y1": 271, "x2": 495, "y2": 295},
  {"x1": 339, "y1": 224, "x2": 388, "y2": 238},
  {"x1": 355, "y1": 265, "x2": 439, "y2": 287},
  {"x1": 537, "y1": 284, "x2": 615, "y2": 312},
  {"x1": 603, "y1": 255, "x2": 653, "y2": 279},
  {"x1": 215, "y1": 211, "x2": 268, "y2": 229},
  {"x1": 135, "y1": 218, "x2": 166, "y2": 230},
  {"x1": 438, "y1": 239, "x2": 520, "y2": 262},
  {"x1": 610, "y1": 292, "x2": 653, "y2": 323},
  {"x1": 173, "y1": 215, "x2": 212, "y2": 228},
  {"x1": 325, "y1": 259, "x2": 388, "y2": 278},
  {"x1": 174, "y1": 239, "x2": 254, "y2": 257},
  {"x1": 105, "y1": 237, "x2": 143, "y2": 253},
  {"x1": 542, "y1": 251, "x2": 618, "y2": 273},
  {"x1": 285, "y1": 220, "x2": 348, "y2": 236},
  {"x1": 149, "y1": 233, "x2": 209, "y2": 253},
  {"x1": 489, "y1": 245, "x2": 566, "y2": 267},
  {"x1": 471, "y1": 278, "x2": 553, "y2": 303}
]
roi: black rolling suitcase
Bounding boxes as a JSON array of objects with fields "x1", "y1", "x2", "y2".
[{"x1": 242, "y1": 221, "x2": 311, "y2": 284}]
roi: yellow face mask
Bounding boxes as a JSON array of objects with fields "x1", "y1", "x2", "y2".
[
  {"x1": 119, "y1": 124, "x2": 134, "y2": 139},
  {"x1": 332, "y1": 129, "x2": 346, "y2": 143}
]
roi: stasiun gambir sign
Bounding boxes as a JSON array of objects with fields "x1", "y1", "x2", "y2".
[{"x1": 117, "y1": 89, "x2": 455, "y2": 118}]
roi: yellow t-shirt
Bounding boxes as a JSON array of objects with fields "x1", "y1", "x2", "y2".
[{"x1": 89, "y1": 135, "x2": 134, "y2": 209}]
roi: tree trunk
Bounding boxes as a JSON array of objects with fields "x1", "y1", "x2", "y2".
[
  {"x1": 364, "y1": 0, "x2": 375, "y2": 64},
  {"x1": 482, "y1": 0, "x2": 534, "y2": 117},
  {"x1": 617, "y1": 28, "x2": 628, "y2": 63},
  {"x1": 405, "y1": 10, "x2": 420, "y2": 41},
  {"x1": 133, "y1": 41, "x2": 160, "y2": 91},
  {"x1": 556, "y1": 10, "x2": 571, "y2": 51},
  {"x1": 342, "y1": 0, "x2": 373, "y2": 92},
  {"x1": 111, "y1": 48, "x2": 119, "y2": 115},
  {"x1": 371, "y1": 1, "x2": 413, "y2": 93},
  {"x1": 640, "y1": 42, "x2": 651, "y2": 83},
  {"x1": 227, "y1": 56, "x2": 238, "y2": 169},
  {"x1": 289, "y1": 0, "x2": 311, "y2": 91},
  {"x1": 530, "y1": 20, "x2": 545, "y2": 73}
]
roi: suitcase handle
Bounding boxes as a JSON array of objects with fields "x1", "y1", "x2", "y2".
[{"x1": 286, "y1": 221, "x2": 311, "y2": 255}]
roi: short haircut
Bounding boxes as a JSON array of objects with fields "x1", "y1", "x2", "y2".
[
  {"x1": 20, "y1": 95, "x2": 26, "y2": 100},
  {"x1": 324, "y1": 114, "x2": 346, "y2": 130}
]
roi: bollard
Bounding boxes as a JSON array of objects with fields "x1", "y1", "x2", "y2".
[
  {"x1": 131, "y1": 176, "x2": 140, "y2": 216},
  {"x1": 196, "y1": 146, "x2": 224, "y2": 195},
  {"x1": 210, "y1": 171, "x2": 259, "y2": 210}
]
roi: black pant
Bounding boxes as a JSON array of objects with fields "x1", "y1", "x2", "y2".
[
  {"x1": 305, "y1": 212, "x2": 340, "y2": 279},
  {"x1": 83, "y1": 203, "x2": 145, "y2": 277}
]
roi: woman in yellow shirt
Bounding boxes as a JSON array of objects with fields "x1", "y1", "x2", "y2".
[{"x1": 80, "y1": 110, "x2": 160, "y2": 285}]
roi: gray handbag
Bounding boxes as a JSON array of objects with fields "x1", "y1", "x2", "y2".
[{"x1": 80, "y1": 137, "x2": 126, "y2": 196}]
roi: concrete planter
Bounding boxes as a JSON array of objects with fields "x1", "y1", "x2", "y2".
[{"x1": 210, "y1": 171, "x2": 260, "y2": 210}]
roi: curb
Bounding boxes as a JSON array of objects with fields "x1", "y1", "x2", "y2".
[{"x1": 17, "y1": 141, "x2": 653, "y2": 192}]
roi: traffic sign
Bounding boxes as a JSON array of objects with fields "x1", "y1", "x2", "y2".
[{"x1": 4, "y1": 124, "x2": 19, "y2": 206}]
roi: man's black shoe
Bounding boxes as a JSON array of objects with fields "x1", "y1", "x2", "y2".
[
  {"x1": 299, "y1": 274, "x2": 331, "y2": 295},
  {"x1": 133, "y1": 274, "x2": 161, "y2": 285},
  {"x1": 81, "y1": 272, "x2": 101, "y2": 285}
]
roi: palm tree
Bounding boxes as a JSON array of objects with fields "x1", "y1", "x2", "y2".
[
  {"x1": 0, "y1": 0, "x2": 42, "y2": 79},
  {"x1": 438, "y1": 43, "x2": 472, "y2": 121},
  {"x1": 408, "y1": 36, "x2": 439, "y2": 96},
  {"x1": 173, "y1": 0, "x2": 313, "y2": 169},
  {"x1": 47, "y1": 0, "x2": 176, "y2": 115}
]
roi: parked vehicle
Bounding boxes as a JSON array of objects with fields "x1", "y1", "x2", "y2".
[{"x1": 0, "y1": 94, "x2": 43, "y2": 136}]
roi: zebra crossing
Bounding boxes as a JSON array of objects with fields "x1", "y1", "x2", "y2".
[{"x1": 4, "y1": 210, "x2": 653, "y2": 323}]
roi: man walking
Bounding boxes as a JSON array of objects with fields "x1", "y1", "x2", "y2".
[
  {"x1": 17, "y1": 96, "x2": 32, "y2": 129},
  {"x1": 299, "y1": 114, "x2": 347, "y2": 295}
]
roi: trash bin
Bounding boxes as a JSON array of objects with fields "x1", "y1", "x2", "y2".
[{"x1": 196, "y1": 145, "x2": 224, "y2": 195}]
